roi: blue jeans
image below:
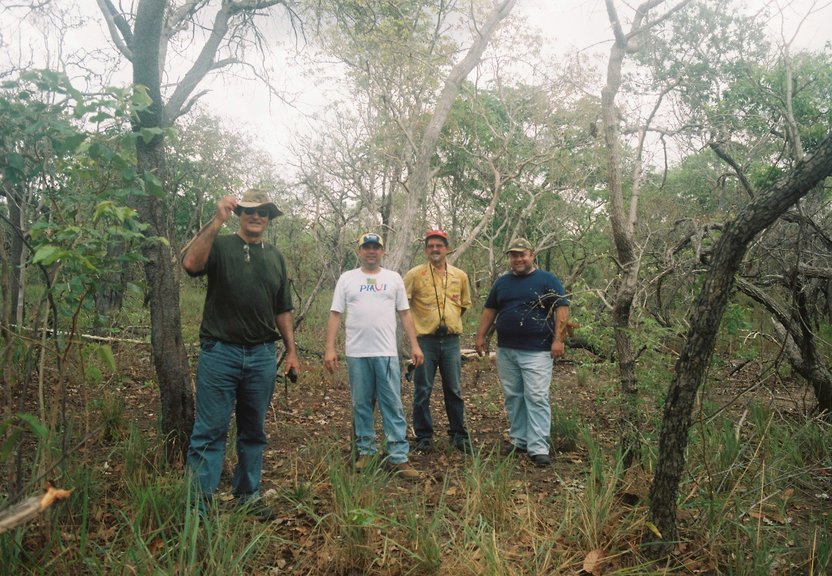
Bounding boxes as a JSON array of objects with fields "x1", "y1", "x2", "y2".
[
  {"x1": 187, "y1": 340, "x2": 277, "y2": 503},
  {"x1": 413, "y1": 334, "x2": 468, "y2": 443},
  {"x1": 346, "y1": 356, "x2": 410, "y2": 464},
  {"x1": 496, "y1": 347, "x2": 552, "y2": 456}
]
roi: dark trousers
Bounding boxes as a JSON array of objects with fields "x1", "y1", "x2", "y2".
[{"x1": 412, "y1": 334, "x2": 468, "y2": 442}]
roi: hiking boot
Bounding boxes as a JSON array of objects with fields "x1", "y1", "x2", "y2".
[
  {"x1": 529, "y1": 453, "x2": 551, "y2": 467},
  {"x1": 248, "y1": 502, "x2": 277, "y2": 522},
  {"x1": 354, "y1": 454, "x2": 373, "y2": 472},
  {"x1": 412, "y1": 438, "x2": 434, "y2": 453},
  {"x1": 452, "y1": 437, "x2": 474, "y2": 454},
  {"x1": 392, "y1": 462, "x2": 421, "y2": 481},
  {"x1": 236, "y1": 499, "x2": 277, "y2": 522},
  {"x1": 499, "y1": 440, "x2": 527, "y2": 456}
]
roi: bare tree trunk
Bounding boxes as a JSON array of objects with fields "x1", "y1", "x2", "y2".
[
  {"x1": 648, "y1": 133, "x2": 832, "y2": 555},
  {"x1": 386, "y1": 0, "x2": 516, "y2": 272},
  {"x1": 602, "y1": 0, "x2": 659, "y2": 468},
  {"x1": 0, "y1": 211, "x2": 16, "y2": 496},
  {"x1": 4, "y1": 185, "x2": 26, "y2": 327},
  {"x1": 132, "y1": 0, "x2": 193, "y2": 462}
]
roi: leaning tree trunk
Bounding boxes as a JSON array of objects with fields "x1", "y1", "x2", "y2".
[
  {"x1": 774, "y1": 321, "x2": 832, "y2": 415},
  {"x1": 647, "y1": 133, "x2": 832, "y2": 555},
  {"x1": 736, "y1": 275, "x2": 832, "y2": 416},
  {"x1": 132, "y1": 0, "x2": 193, "y2": 463},
  {"x1": 385, "y1": 0, "x2": 516, "y2": 272}
]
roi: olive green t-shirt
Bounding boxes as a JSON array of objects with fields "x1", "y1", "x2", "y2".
[{"x1": 190, "y1": 234, "x2": 293, "y2": 345}]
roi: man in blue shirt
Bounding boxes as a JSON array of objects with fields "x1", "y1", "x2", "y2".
[{"x1": 475, "y1": 238, "x2": 569, "y2": 467}]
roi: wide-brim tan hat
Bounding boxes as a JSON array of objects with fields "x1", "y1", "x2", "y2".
[{"x1": 234, "y1": 188, "x2": 283, "y2": 218}]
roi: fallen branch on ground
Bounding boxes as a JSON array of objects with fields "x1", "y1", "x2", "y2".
[{"x1": 0, "y1": 484, "x2": 73, "y2": 534}]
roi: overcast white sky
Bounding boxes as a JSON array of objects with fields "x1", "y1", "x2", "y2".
[
  {"x1": 3, "y1": 0, "x2": 831, "y2": 167},
  {"x1": 200, "y1": 0, "x2": 832, "y2": 165},
  {"x1": 204, "y1": 0, "x2": 616, "y2": 162}
]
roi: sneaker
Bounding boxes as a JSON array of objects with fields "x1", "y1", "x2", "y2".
[
  {"x1": 529, "y1": 453, "x2": 551, "y2": 467},
  {"x1": 392, "y1": 462, "x2": 421, "y2": 481},
  {"x1": 412, "y1": 438, "x2": 434, "y2": 453},
  {"x1": 354, "y1": 454, "x2": 373, "y2": 472},
  {"x1": 499, "y1": 440, "x2": 527, "y2": 456}
]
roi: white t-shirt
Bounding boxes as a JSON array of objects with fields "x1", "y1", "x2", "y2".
[{"x1": 330, "y1": 267, "x2": 409, "y2": 357}]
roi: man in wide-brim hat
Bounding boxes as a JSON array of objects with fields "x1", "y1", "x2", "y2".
[{"x1": 181, "y1": 188, "x2": 299, "y2": 520}]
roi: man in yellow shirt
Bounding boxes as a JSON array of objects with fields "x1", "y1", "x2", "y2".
[{"x1": 404, "y1": 229, "x2": 473, "y2": 453}]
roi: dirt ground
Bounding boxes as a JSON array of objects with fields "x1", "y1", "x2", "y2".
[
  {"x1": 254, "y1": 352, "x2": 598, "y2": 572},
  {"x1": 45, "y1": 341, "x2": 830, "y2": 574},
  {"x1": 261, "y1": 353, "x2": 592, "y2": 488}
]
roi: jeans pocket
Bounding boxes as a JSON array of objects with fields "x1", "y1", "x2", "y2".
[{"x1": 200, "y1": 339, "x2": 219, "y2": 353}]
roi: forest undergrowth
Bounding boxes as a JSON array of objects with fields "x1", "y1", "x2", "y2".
[{"x1": 1, "y1": 334, "x2": 831, "y2": 575}]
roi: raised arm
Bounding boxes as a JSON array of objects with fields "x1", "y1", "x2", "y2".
[{"x1": 181, "y1": 195, "x2": 237, "y2": 273}]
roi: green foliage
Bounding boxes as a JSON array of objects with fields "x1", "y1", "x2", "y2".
[
  {"x1": 91, "y1": 392, "x2": 126, "y2": 442},
  {"x1": 683, "y1": 400, "x2": 832, "y2": 574},
  {"x1": 721, "y1": 302, "x2": 752, "y2": 337},
  {"x1": 1, "y1": 71, "x2": 85, "y2": 184},
  {"x1": 3, "y1": 380, "x2": 830, "y2": 575},
  {"x1": 575, "y1": 430, "x2": 631, "y2": 551},
  {"x1": 565, "y1": 287, "x2": 615, "y2": 357},
  {"x1": 1, "y1": 69, "x2": 155, "y2": 327},
  {"x1": 394, "y1": 489, "x2": 446, "y2": 575},
  {"x1": 28, "y1": 197, "x2": 147, "y2": 314},
  {"x1": 0, "y1": 414, "x2": 49, "y2": 461},
  {"x1": 435, "y1": 80, "x2": 607, "y2": 276},
  {"x1": 96, "y1": 344, "x2": 117, "y2": 373},
  {"x1": 322, "y1": 453, "x2": 387, "y2": 572},
  {"x1": 462, "y1": 448, "x2": 517, "y2": 528},
  {"x1": 550, "y1": 407, "x2": 582, "y2": 453},
  {"x1": 694, "y1": 415, "x2": 745, "y2": 493}
]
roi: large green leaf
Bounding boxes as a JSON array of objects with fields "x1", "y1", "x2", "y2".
[{"x1": 32, "y1": 244, "x2": 67, "y2": 266}]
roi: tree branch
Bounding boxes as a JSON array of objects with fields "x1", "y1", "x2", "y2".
[
  {"x1": 709, "y1": 141, "x2": 755, "y2": 199},
  {"x1": 164, "y1": 3, "x2": 234, "y2": 121},
  {"x1": 0, "y1": 484, "x2": 72, "y2": 535},
  {"x1": 95, "y1": 0, "x2": 134, "y2": 60}
]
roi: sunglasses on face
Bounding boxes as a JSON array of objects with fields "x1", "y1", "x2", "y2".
[{"x1": 242, "y1": 207, "x2": 270, "y2": 218}]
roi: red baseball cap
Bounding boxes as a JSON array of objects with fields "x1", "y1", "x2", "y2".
[{"x1": 424, "y1": 229, "x2": 448, "y2": 241}]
